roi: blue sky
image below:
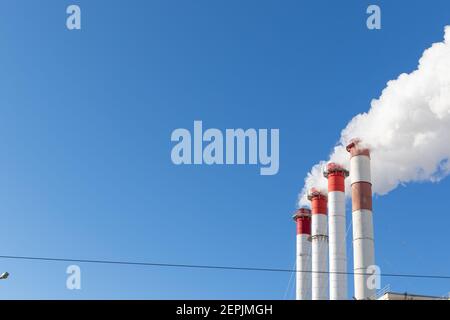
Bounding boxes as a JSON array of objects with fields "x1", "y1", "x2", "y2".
[{"x1": 0, "y1": 0, "x2": 449, "y2": 299}]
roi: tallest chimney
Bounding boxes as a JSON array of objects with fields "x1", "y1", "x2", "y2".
[{"x1": 346, "y1": 139, "x2": 375, "y2": 300}]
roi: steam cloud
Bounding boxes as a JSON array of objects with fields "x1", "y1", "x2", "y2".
[{"x1": 299, "y1": 26, "x2": 450, "y2": 207}]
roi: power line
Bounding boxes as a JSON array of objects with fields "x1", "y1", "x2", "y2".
[
  {"x1": 283, "y1": 257, "x2": 296, "y2": 300},
  {"x1": 0, "y1": 254, "x2": 449, "y2": 280}
]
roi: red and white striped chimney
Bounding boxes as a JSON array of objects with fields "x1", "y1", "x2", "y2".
[
  {"x1": 308, "y1": 189, "x2": 328, "y2": 300},
  {"x1": 324, "y1": 163, "x2": 349, "y2": 300},
  {"x1": 293, "y1": 208, "x2": 312, "y2": 300},
  {"x1": 346, "y1": 139, "x2": 375, "y2": 300}
]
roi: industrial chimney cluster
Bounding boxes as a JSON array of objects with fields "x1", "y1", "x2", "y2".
[{"x1": 293, "y1": 139, "x2": 376, "y2": 300}]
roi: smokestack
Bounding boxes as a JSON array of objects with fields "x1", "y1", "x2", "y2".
[
  {"x1": 346, "y1": 139, "x2": 375, "y2": 300},
  {"x1": 293, "y1": 208, "x2": 312, "y2": 300},
  {"x1": 324, "y1": 163, "x2": 349, "y2": 300},
  {"x1": 308, "y1": 189, "x2": 328, "y2": 300}
]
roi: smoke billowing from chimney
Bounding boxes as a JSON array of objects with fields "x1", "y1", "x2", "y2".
[{"x1": 299, "y1": 26, "x2": 450, "y2": 206}]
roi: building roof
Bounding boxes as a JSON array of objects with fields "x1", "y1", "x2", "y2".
[{"x1": 378, "y1": 292, "x2": 449, "y2": 300}]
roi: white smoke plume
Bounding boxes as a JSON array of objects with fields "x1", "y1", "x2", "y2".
[{"x1": 298, "y1": 26, "x2": 450, "y2": 207}]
